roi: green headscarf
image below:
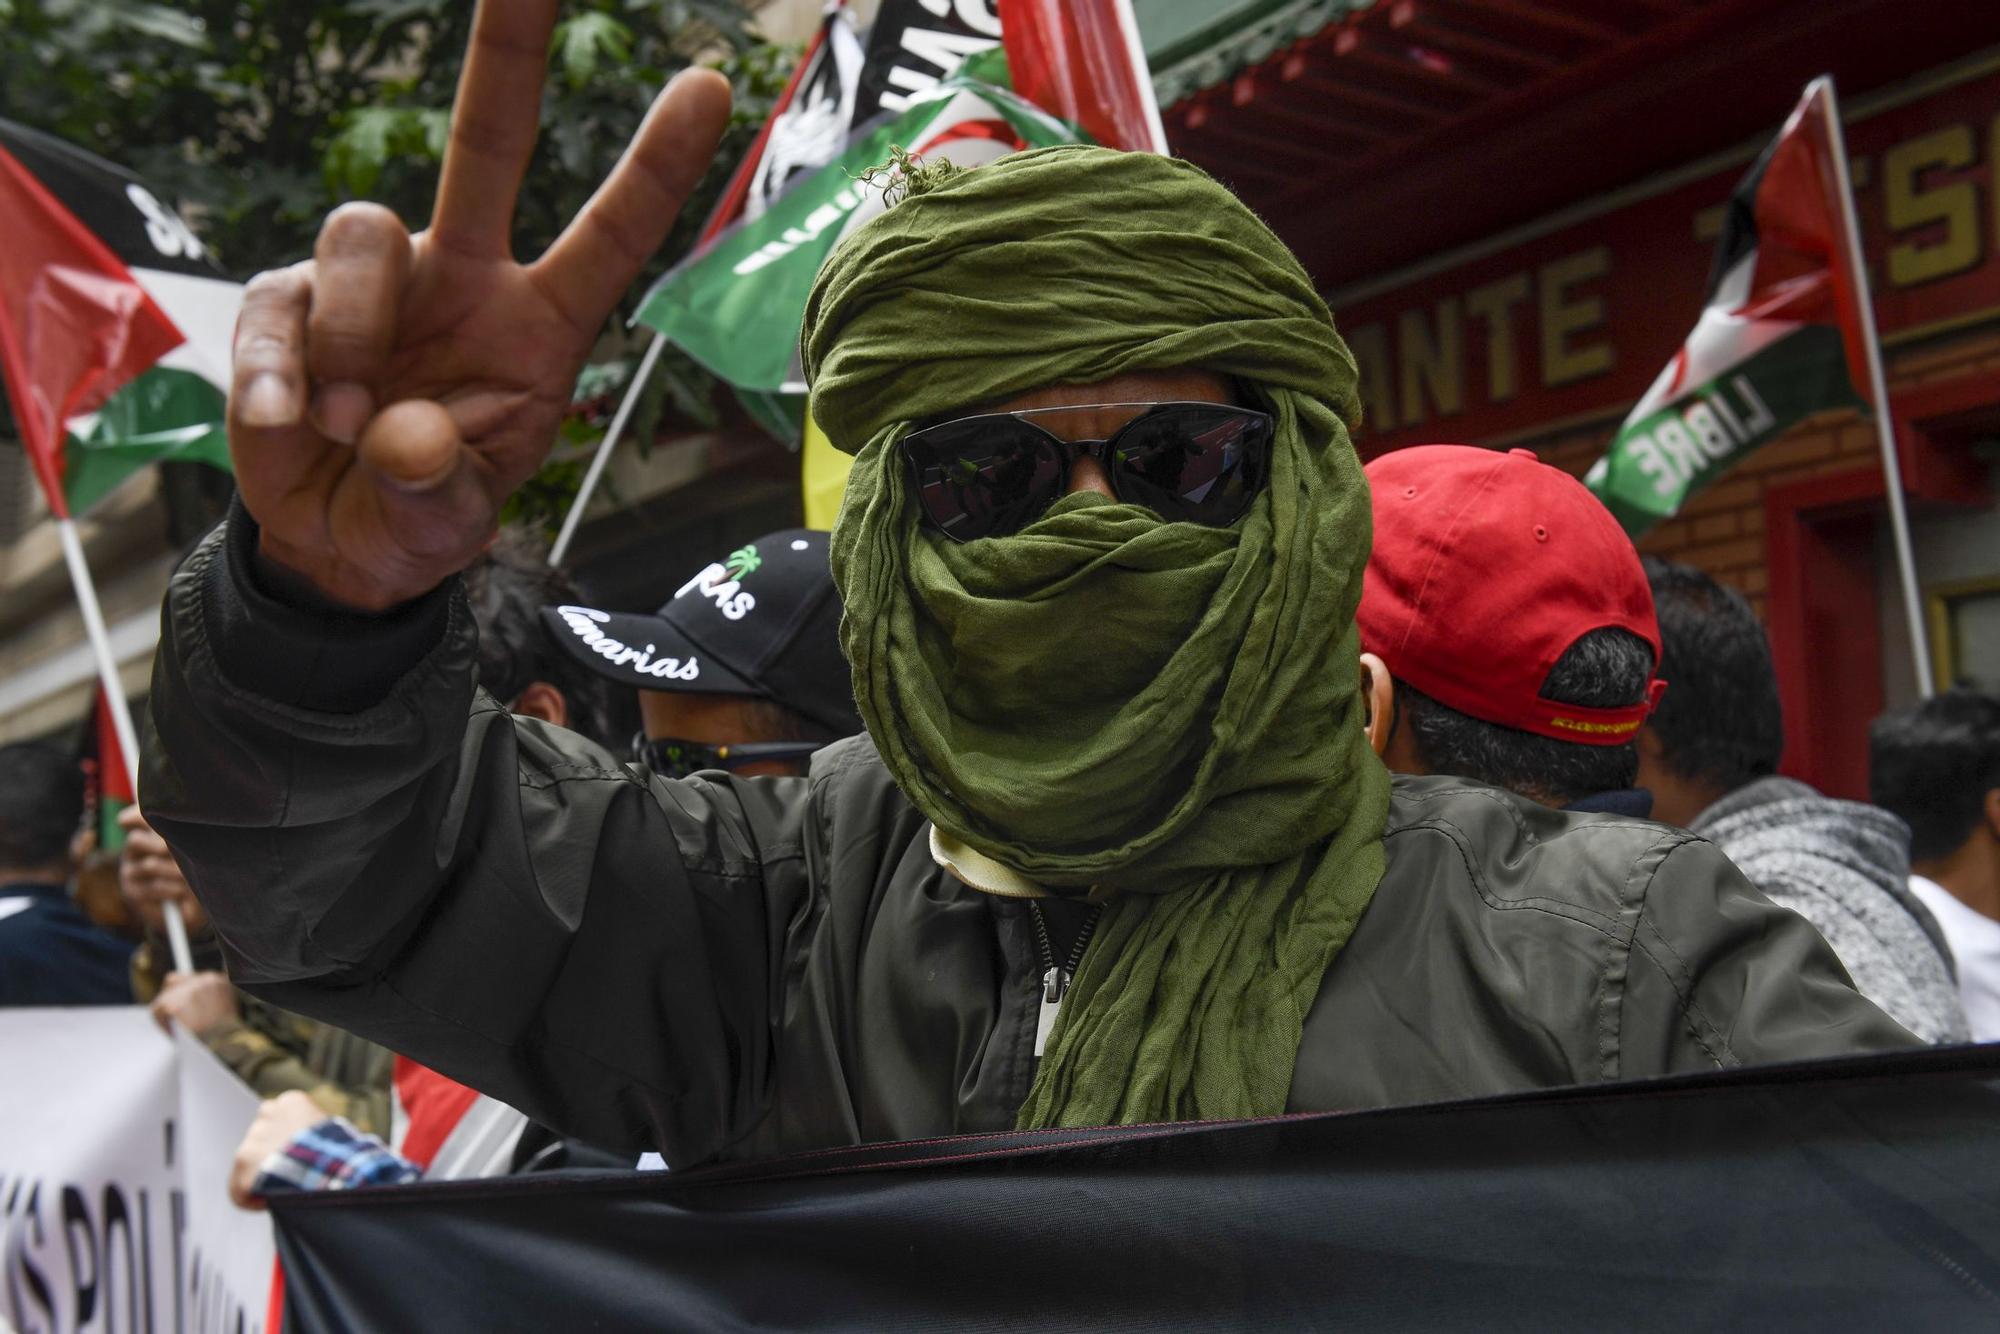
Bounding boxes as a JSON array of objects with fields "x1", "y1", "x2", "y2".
[{"x1": 802, "y1": 145, "x2": 1391, "y2": 1128}]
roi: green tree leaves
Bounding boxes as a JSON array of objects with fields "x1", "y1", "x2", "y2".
[{"x1": 2, "y1": 0, "x2": 796, "y2": 533}]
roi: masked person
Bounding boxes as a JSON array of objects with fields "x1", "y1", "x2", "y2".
[
  {"x1": 140, "y1": 7, "x2": 1914, "y2": 1169},
  {"x1": 539, "y1": 527, "x2": 861, "y2": 781}
]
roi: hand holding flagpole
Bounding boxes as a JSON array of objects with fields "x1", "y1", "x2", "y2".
[{"x1": 52, "y1": 517, "x2": 194, "y2": 973}]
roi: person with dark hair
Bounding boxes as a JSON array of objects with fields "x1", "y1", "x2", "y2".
[
  {"x1": 0, "y1": 741, "x2": 134, "y2": 1005},
  {"x1": 1872, "y1": 689, "x2": 2000, "y2": 1040},
  {"x1": 141, "y1": 9, "x2": 1916, "y2": 1172},
  {"x1": 1355, "y1": 445, "x2": 1664, "y2": 818},
  {"x1": 1638, "y1": 557, "x2": 1966, "y2": 1042},
  {"x1": 464, "y1": 527, "x2": 618, "y2": 750},
  {"x1": 540, "y1": 528, "x2": 861, "y2": 783},
  {"x1": 1632, "y1": 558, "x2": 1787, "y2": 827}
]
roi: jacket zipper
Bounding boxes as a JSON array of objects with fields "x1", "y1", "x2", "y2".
[{"x1": 1028, "y1": 900, "x2": 1103, "y2": 1058}]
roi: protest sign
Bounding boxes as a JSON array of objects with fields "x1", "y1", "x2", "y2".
[{"x1": 0, "y1": 1008, "x2": 275, "y2": 1334}]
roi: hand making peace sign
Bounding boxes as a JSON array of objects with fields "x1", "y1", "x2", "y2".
[{"x1": 228, "y1": 1, "x2": 731, "y2": 611}]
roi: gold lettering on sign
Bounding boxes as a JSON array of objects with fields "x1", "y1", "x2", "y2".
[
  {"x1": 1885, "y1": 125, "x2": 1978, "y2": 285},
  {"x1": 1538, "y1": 246, "x2": 1614, "y2": 387},
  {"x1": 1465, "y1": 273, "x2": 1530, "y2": 403},
  {"x1": 1398, "y1": 297, "x2": 1462, "y2": 425},
  {"x1": 1346, "y1": 322, "x2": 1395, "y2": 431}
]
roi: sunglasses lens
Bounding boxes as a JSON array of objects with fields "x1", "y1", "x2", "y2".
[
  {"x1": 633, "y1": 736, "x2": 723, "y2": 780},
  {"x1": 906, "y1": 420, "x2": 1066, "y2": 541},
  {"x1": 1111, "y1": 406, "x2": 1269, "y2": 525}
]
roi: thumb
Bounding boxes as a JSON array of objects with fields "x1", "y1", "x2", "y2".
[
  {"x1": 358, "y1": 400, "x2": 499, "y2": 566},
  {"x1": 318, "y1": 400, "x2": 499, "y2": 606}
]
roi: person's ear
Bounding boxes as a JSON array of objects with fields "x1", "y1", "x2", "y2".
[
  {"x1": 1358, "y1": 653, "x2": 1394, "y2": 758},
  {"x1": 1982, "y1": 788, "x2": 2000, "y2": 841},
  {"x1": 509, "y1": 681, "x2": 569, "y2": 729}
]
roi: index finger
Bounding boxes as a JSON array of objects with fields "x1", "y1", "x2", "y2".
[{"x1": 429, "y1": 0, "x2": 561, "y2": 256}]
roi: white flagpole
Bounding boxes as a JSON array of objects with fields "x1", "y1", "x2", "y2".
[
  {"x1": 55, "y1": 515, "x2": 194, "y2": 972},
  {"x1": 549, "y1": 332, "x2": 667, "y2": 568},
  {"x1": 1817, "y1": 76, "x2": 1934, "y2": 697},
  {"x1": 1110, "y1": 0, "x2": 1171, "y2": 154}
]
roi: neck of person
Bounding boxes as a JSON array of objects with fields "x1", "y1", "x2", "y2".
[
  {"x1": 0, "y1": 861, "x2": 67, "y2": 890},
  {"x1": 1644, "y1": 772, "x2": 1727, "y2": 830},
  {"x1": 1915, "y1": 834, "x2": 2000, "y2": 924}
]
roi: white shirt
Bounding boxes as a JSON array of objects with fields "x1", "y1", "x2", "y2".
[{"x1": 1909, "y1": 874, "x2": 2000, "y2": 1042}]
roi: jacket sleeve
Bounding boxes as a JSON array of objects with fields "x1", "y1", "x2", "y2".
[
  {"x1": 1616, "y1": 837, "x2": 1925, "y2": 1076},
  {"x1": 1739, "y1": 863, "x2": 1969, "y2": 1045},
  {"x1": 140, "y1": 514, "x2": 818, "y2": 1164},
  {"x1": 200, "y1": 1008, "x2": 396, "y2": 1137}
]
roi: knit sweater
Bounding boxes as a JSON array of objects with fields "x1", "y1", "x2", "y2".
[{"x1": 1694, "y1": 776, "x2": 1970, "y2": 1044}]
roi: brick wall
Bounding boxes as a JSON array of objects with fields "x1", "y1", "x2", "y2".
[{"x1": 1529, "y1": 321, "x2": 2000, "y2": 623}]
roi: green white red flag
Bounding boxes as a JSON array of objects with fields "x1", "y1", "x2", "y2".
[
  {"x1": 87, "y1": 685, "x2": 135, "y2": 851},
  {"x1": 0, "y1": 117, "x2": 238, "y2": 518},
  {"x1": 1585, "y1": 82, "x2": 1868, "y2": 536}
]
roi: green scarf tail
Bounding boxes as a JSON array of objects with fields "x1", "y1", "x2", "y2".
[{"x1": 803, "y1": 146, "x2": 1391, "y2": 1127}]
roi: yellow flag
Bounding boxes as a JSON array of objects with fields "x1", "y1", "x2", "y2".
[{"x1": 801, "y1": 411, "x2": 854, "y2": 530}]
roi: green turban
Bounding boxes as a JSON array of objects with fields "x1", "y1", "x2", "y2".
[{"x1": 803, "y1": 145, "x2": 1391, "y2": 1128}]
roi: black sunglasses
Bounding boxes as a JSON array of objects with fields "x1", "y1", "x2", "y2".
[
  {"x1": 900, "y1": 401, "x2": 1274, "y2": 542},
  {"x1": 629, "y1": 732, "x2": 827, "y2": 780}
]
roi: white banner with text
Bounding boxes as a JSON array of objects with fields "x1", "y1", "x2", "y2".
[{"x1": 0, "y1": 1007, "x2": 274, "y2": 1333}]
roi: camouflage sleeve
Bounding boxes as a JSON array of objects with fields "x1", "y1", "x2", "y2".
[
  {"x1": 197, "y1": 1020, "x2": 393, "y2": 1136},
  {"x1": 130, "y1": 940, "x2": 163, "y2": 1004}
]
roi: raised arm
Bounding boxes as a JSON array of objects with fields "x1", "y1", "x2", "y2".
[
  {"x1": 138, "y1": 4, "x2": 787, "y2": 1163},
  {"x1": 145, "y1": 518, "x2": 814, "y2": 1160}
]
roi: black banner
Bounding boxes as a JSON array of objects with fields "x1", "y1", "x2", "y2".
[{"x1": 273, "y1": 1048, "x2": 2000, "y2": 1331}]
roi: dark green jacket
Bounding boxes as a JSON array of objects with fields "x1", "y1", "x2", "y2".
[{"x1": 142, "y1": 518, "x2": 1917, "y2": 1166}]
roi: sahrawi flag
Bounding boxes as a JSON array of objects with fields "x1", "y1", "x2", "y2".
[
  {"x1": 639, "y1": 69, "x2": 1077, "y2": 526},
  {"x1": 1585, "y1": 78, "x2": 1868, "y2": 536},
  {"x1": 0, "y1": 117, "x2": 239, "y2": 518},
  {"x1": 637, "y1": 71, "x2": 1077, "y2": 402}
]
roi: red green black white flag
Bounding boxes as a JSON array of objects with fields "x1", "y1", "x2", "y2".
[
  {"x1": 1585, "y1": 81, "x2": 1868, "y2": 536},
  {"x1": 0, "y1": 117, "x2": 239, "y2": 518}
]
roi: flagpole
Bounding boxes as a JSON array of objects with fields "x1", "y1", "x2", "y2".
[
  {"x1": 54, "y1": 515, "x2": 195, "y2": 972},
  {"x1": 1818, "y1": 76, "x2": 1933, "y2": 697},
  {"x1": 549, "y1": 332, "x2": 667, "y2": 568},
  {"x1": 1111, "y1": 0, "x2": 1171, "y2": 154}
]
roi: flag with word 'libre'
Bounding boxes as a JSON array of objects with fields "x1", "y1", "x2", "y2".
[
  {"x1": 1585, "y1": 80, "x2": 1866, "y2": 536},
  {"x1": 0, "y1": 118, "x2": 239, "y2": 517}
]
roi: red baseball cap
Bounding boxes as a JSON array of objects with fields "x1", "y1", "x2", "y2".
[{"x1": 1358, "y1": 445, "x2": 1664, "y2": 746}]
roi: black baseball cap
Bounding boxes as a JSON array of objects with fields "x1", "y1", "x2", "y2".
[{"x1": 540, "y1": 529, "x2": 861, "y2": 736}]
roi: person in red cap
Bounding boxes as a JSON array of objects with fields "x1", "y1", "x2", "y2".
[{"x1": 1356, "y1": 445, "x2": 1666, "y2": 818}]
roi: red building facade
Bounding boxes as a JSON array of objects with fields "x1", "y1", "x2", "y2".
[{"x1": 1167, "y1": 0, "x2": 2000, "y2": 797}]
